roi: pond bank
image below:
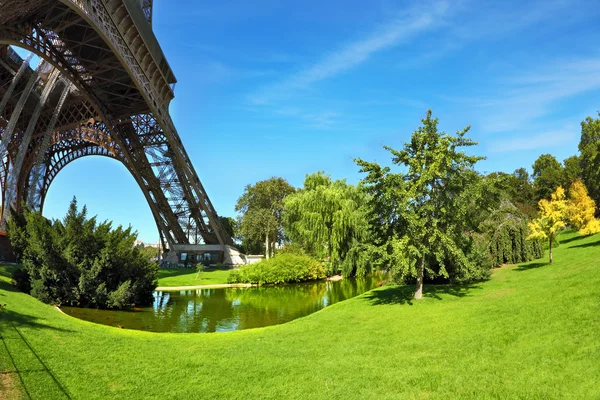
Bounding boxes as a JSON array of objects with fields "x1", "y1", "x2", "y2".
[
  {"x1": 156, "y1": 274, "x2": 344, "y2": 290},
  {"x1": 155, "y1": 282, "x2": 253, "y2": 291}
]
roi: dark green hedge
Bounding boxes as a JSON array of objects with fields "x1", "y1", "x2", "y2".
[{"x1": 8, "y1": 199, "x2": 157, "y2": 309}]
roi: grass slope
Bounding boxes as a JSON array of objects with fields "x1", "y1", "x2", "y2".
[
  {"x1": 1, "y1": 231, "x2": 599, "y2": 399},
  {"x1": 156, "y1": 267, "x2": 231, "y2": 287}
]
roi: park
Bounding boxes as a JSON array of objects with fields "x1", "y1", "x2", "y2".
[{"x1": 1, "y1": 0, "x2": 600, "y2": 398}]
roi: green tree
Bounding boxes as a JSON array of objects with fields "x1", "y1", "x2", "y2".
[
  {"x1": 282, "y1": 172, "x2": 370, "y2": 276},
  {"x1": 562, "y1": 155, "x2": 582, "y2": 190},
  {"x1": 9, "y1": 197, "x2": 157, "y2": 308},
  {"x1": 218, "y1": 216, "x2": 237, "y2": 242},
  {"x1": 532, "y1": 154, "x2": 564, "y2": 201},
  {"x1": 579, "y1": 114, "x2": 600, "y2": 209},
  {"x1": 6, "y1": 206, "x2": 28, "y2": 261},
  {"x1": 357, "y1": 110, "x2": 485, "y2": 299},
  {"x1": 235, "y1": 177, "x2": 295, "y2": 258}
]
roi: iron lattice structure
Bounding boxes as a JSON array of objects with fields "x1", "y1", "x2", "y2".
[{"x1": 0, "y1": 0, "x2": 234, "y2": 250}]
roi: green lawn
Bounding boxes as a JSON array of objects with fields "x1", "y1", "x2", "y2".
[
  {"x1": 156, "y1": 267, "x2": 231, "y2": 287},
  {"x1": 1, "y1": 230, "x2": 599, "y2": 399}
]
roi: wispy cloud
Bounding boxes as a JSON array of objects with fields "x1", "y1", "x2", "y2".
[
  {"x1": 471, "y1": 56, "x2": 600, "y2": 133},
  {"x1": 273, "y1": 107, "x2": 343, "y2": 129},
  {"x1": 487, "y1": 128, "x2": 578, "y2": 152},
  {"x1": 194, "y1": 60, "x2": 275, "y2": 86},
  {"x1": 249, "y1": 0, "x2": 452, "y2": 105}
]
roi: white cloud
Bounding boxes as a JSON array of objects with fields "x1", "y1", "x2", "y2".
[
  {"x1": 249, "y1": 0, "x2": 451, "y2": 105},
  {"x1": 488, "y1": 129, "x2": 578, "y2": 152},
  {"x1": 474, "y1": 56, "x2": 600, "y2": 133}
]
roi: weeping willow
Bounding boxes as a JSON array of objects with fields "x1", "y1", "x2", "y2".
[
  {"x1": 480, "y1": 200, "x2": 544, "y2": 267},
  {"x1": 282, "y1": 172, "x2": 371, "y2": 276}
]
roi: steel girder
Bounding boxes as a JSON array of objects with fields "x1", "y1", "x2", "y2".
[{"x1": 0, "y1": 0, "x2": 233, "y2": 249}]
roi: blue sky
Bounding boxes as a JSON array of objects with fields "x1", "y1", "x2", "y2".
[{"x1": 39, "y1": 0, "x2": 600, "y2": 242}]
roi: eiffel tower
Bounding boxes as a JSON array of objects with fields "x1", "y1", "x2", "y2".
[{"x1": 0, "y1": 0, "x2": 241, "y2": 264}]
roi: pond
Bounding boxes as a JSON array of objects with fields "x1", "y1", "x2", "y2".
[{"x1": 61, "y1": 275, "x2": 383, "y2": 333}]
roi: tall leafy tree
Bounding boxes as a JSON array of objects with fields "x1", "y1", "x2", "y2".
[
  {"x1": 357, "y1": 110, "x2": 484, "y2": 299},
  {"x1": 578, "y1": 114, "x2": 600, "y2": 209},
  {"x1": 509, "y1": 168, "x2": 536, "y2": 215},
  {"x1": 528, "y1": 187, "x2": 568, "y2": 264},
  {"x1": 235, "y1": 177, "x2": 295, "y2": 258},
  {"x1": 482, "y1": 169, "x2": 536, "y2": 217},
  {"x1": 282, "y1": 172, "x2": 370, "y2": 276},
  {"x1": 532, "y1": 154, "x2": 564, "y2": 201},
  {"x1": 562, "y1": 155, "x2": 582, "y2": 190}
]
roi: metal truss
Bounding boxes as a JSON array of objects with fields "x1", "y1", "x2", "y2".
[{"x1": 0, "y1": 0, "x2": 233, "y2": 250}]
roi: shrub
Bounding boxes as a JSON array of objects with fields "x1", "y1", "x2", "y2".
[
  {"x1": 228, "y1": 254, "x2": 326, "y2": 285},
  {"x1": 479, "y1": 201, "x2": 544, "y2": 267},
  {"x1": 276, "y1": 243, "x2": 306, "y2": 256},
  {"x1": 8, "y1": 198, "x2": 157, "y2": 309},
  {"x1": 11, "y1": 267, "x2": 31, "y2": 293}
]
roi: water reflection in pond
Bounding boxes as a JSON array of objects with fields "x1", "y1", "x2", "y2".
[{"x1": 61, "y1": 275, "x2": 382, "y2": 333}]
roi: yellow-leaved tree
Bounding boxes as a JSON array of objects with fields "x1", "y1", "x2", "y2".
[
  {"x1": 567, "y1": 179, "x2": 600, "y2": 235},
  {"x1": 528, "y1": 186, "x2": 568, "y2": 264}
]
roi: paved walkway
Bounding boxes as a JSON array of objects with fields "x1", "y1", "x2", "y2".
[{"x1": 155, "y1": 283, "x2": 254, "y2": 291}]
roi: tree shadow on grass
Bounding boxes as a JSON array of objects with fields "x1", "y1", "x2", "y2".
[
  {"x1": 569, "y1": 238, "x2": 600, "y2": 249},
  {"x1": 560, "y1": 235, "x2": 587, "y2": 245},
  {"x1": 0, "y1": 279, "x2": 17, "y2": 293},
  {"x1": 513, "y1": 262, "x2": 547, "y2": 272},
  {"x1": 365, "y1": 283, "x2": 481, "y2": 306},
  {"x1": 0, "y1": 309, "x2": 73, "y2": 333}
]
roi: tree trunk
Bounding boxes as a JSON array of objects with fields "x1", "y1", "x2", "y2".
[
  {"x1": 414, "y1": 254, "x2": 425, "y2": 300},
  {"x1": 549, "y1": 235, "x2": 553, "y2": 265},
  {"x1": 265, "y1": 233, "x2": 270, "y2": 259}
]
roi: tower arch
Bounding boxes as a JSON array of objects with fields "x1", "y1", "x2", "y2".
[{"x1": 0, "y1": 0, "x2": 234, "y2": 253}]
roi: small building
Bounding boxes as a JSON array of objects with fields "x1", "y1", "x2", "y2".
[{"x1": 0, "y1": 232, "x2": 16, "y2": 262}]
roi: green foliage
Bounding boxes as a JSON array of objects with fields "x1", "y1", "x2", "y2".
[
  {"x1": 276, "y1": 242, "x2": 307, "y2": 256},
  {"x1": 235, "y1": 177, "x2": 295, "y2": 257},
  {"x1": 532, "y1": 154, "x2": 564, "y2": 201},
  {"x1": 218, "y1": 216, "x2": 237, "y2": 241},
  {"x1": 478, "y1": 201, "x2": 544, "y2": 267},
  {"x1": 9, "y1": 198, "x2": 157, "y2": 309},
  {"x1": 487, "y1": 168, "x2": 536, "y2": 217},
  {"x1": 356, "y1": 110, "x2": 489, "y2": 296},
  {"x1": 227, "y1": 254, "x2": 327, "y2": 285},
  {"x1": 6, "y1": 206, "x2": 28, "y2": 261},
  {"x1": 138, "y1": 245, "x2": 160, "y2": 261},
  {"x1": 579, "y1": 114, "x2": 600, "y2": 209},
  {"x1": 562, "y1": 155, "x2": 582, "y2": 190},
  {"x1": 282, "y1": 172, "x2": 371, "y2": 276}
]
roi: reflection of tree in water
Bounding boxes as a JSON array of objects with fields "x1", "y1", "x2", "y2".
[
  {"x1": 152, "y1": 289, "x2": 237, "y2": 332},
  {"x1": 65, "y1": 276, "x2": 383, "y2": 333},
  {"x1": 226, "y1": 282, "x2": 329, "y2": 330},
  {"x1": 325, "y1": 275, "x2": 378, "y2": 306}
]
